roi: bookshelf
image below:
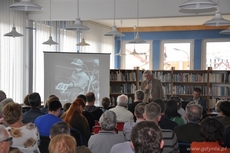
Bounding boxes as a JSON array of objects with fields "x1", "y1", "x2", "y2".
[{"x1": 109, "y1": 67, "x2": 230, "y2": 109}]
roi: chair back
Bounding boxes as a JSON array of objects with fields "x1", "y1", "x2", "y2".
[
  {"x1": 39, "y1": 136, "x2": 50, "y2": 153},
  {"x1": 92, "y1": 125, "x2": 118, "y2": 134},
  {"x1": 116, "y1": 122, "x2": 125, "y2": 131},
  {"x1": 94, "y1": 120, "x2": 100, "y2": 126}
]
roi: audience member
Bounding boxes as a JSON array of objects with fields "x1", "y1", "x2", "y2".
[
  {"x1": 190, "y1": 118, "x2": 230, "y2": 153},
  {"x1": 50, "y1": 121, "x2": 70, "y2": 139},
  {"x1": 85, "y1": 92, "x2": 103, "y2": 121},
  {"x1": 22, "y1": 92, "x2": 45, "y2": 123},
  {"x1": 144, "y1": 102, "x2": 179, "y2": 153},
  {"x1": 101, "y1": 97, "x2": 111, "y2": 112},
  {"x1": 63, "y1": 102, "x2": 71, "y2": 112},
  {"x1": 40, "y1": 95, "x2": 59, "y2": 114},
  {"x1": 188, "y1": 87, "x2": 207, "y2": 112},
  {"x1": 213, "y1": 100, "x2": 225, "y2": 120},
  {"x1": 22, "y1": 94, "x2": 31, "y2": 113},
  {"x1": 77, "y1": 94, "x2": 95, "y2": 133},
  {"x1": 219, "y1": 101, "x2": 230, "y2": 129},
  {"x1": 34, "y1": 100, "x2": 62, "y2": 136},
  {"x1": 61, "y1": 98, "x2": 91, "y2": 146},
  {"x1": 165, "y1": 100, "x2": 184, "y2": 126},
  {"x1": 2, "y1": 103, "x2": 40, "y2": 153},
  {"x1": 224, "y1": 126, "x2": 230, "y2": 148},
  {"x1": 123, "y1": 103, "x2": 146, "y2": 140},
  {"x1": 0, "y1": 125, "x2": 12, "y2": 153},
  {"x1": 0, "y1": 98, "x2": 14, "y2": 118},
  {"x1": 48, "y1": 134, "x2": 76, "y2": 153},
  {"x1": 77, "y1": 146, "x2": 92, "y2": 153},
  {"x1": 130, "y1": 121, "x2": 164, "y2": 153},
  {"x1": 110, "y1": 94, "x2": 134, "y2": 122},
  {"x1": 128, "y1": 90, "x2": 144, "y2": 121},
  {"x1": 169, "y1": 96, "x2": 187, "y2": 123},
  {"x1": 88, "y1": 111, "x2": 126, "y2": 153},
  {"x1": 174, "y1": 102, "x2": 203, "y2": 143},
  {"x1": 153, "y1": 99, "x2": 178, "y2": 130},
  {"x1": 0, "y1": 90, "x2": 6, "y2": 102}
]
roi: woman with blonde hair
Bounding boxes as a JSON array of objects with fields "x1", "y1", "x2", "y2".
[
  {"x1": 61, "y1": 98, "x2": 91, "y2": 146},
  {"x1": 49, "y1": 134, "x2": 76, "y2": 153},
  {"x1": 2, "y1": 103, "x2": 40, "y2": 153}
]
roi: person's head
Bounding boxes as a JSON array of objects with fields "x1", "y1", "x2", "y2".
[
  {"x1": 86, "y1": 92, "x2": 95, "y2": 103},
  {"x1": 193, "y1": 88, "x2": 202, "y2": 100},
  {"x1": 130, "y1": 121, "x2": 164, "y2": 153},
  {"x1": 215, "y1": 100, "x2": 225, "y2": 113},
  {"x1": 200, "y1": 118, "x2": 224, "y2": 146},
  {"x1": 0, "y1": 98, "x2": 14, "y2": 115},
  {"x1": 71, "y1": 58, "x2": 83, "y2": 72},
  {"x1": 23, "y1": 94, "x2": 30, "y2": 106},
  {"x1": 153, "y1": 99, "x2": 165, "y2": 113},
  {"x1": 117, "y1": 94, "x2": 128, "y2": 107},
  {"x1": 185, "y1": 102, "x2": 203, "y2": 122},
  {"x1": 101, "y1": 97, "x2": 110, "y2": 109},
  {"x1": 134, "y1": 103, "x2": 146, "y2": 119},
  {"x1": 134, "y1": 90, "x2": 144, "y2": 101},
  {"x1": 165, "y1": 100, "x2": 181, "y2": 119},
  {"x1": 45, "y1": 95, "x2": 59, "y2": 109},
  {"x1": 219, "y1": 101, "x2": 230, "y2": 117},
  {"x1": 169, "y1": 96, "x2": 182, "y2": 110},
  {"x1": 77, "y1": 94, "x2": 87, "y2": 103},
  {"x1": 50, "y1": 121, "x2": 70, "y2": 139},
  {"x1": 0, "y1": 90, "x2": 6, "y2": 102},
  {"x1": 48, "y1": 100, "x2": 62, "y2": 117},
  {"x1": 0, "y1": 125, "x2": 12, "y2": 153},
  {"x1": 144, "y1": 102, "x2": 161, "y2": 123},
  {"x1": 48, "y1": 134, "x2": 76, "y2": 153},
  {"x1": 143, "y1": 70, "x2": 153, "y2": 82},
  {"x1": 63, "y1": 103, "x2": 71, "y2": 112},
  {"x1": 99, "y1": 111, "x2": 117, "y2": 131},
  {"x1": 29, "y1": 92, "x2": 41, "y2": 108},
  {"x1": 2, "y1": 103, "x2": 22, "y2": 125}
]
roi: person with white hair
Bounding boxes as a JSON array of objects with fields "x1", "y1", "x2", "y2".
[{"x1": 110, "y1": 94, "x2": 134, "y2": 122}]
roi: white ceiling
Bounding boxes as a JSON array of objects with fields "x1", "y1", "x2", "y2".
[{"x1": 29, "y1": 0, "x2": 230, "y2": 28}]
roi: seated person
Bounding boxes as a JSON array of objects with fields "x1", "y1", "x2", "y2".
[
  {"x1": 219, "y1": 101, "x2": 230, "y2": 129},
  {"x1": 100, "y1": 97, "x2": 111, "y2": 112},
  {"x1": 88, "y1": 111, "x2": 126, "y2": 153},
  {"x1": 50, "y1": 121, "x2": 70, "y2": 139},
  {"x1": 0, "y1": 125, "x2": 11, "y2": 153},
  {"x1": 169, "y1": 96, "x2": 187, "y2": 123},
  {"x1": 213, "y1": 100, "x2": 225, "y2": 120}
]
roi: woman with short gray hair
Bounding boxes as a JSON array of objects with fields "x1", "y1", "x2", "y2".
[{"x1": 99, "y1": 111, "x2": 117, "y2": 131}]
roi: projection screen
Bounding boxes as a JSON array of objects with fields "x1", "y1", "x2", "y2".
[{"x1": 44, "y1": 52, "x2": 110, "y2": 106}]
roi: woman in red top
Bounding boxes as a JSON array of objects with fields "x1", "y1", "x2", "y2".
[{"x1": 191, "y1": 118, "x2": 230, "y2": 153}]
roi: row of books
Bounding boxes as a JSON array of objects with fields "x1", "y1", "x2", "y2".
[
  {"x1": 172, "y1": 85, "x2": 208, "y2": 95},
  {"x1": 172, "y1": 73, "x2": 208, "y2": 82},
  {"x1": 209, "y1": 73, "x2": 230, "y2": 83},
  {"x1": 110, "y1": 83, "x2": 136, "y2": 94},
  {"x1": 210, "y1": 86, "x2": 230, "y2": 96},
  {"x1": 110, "y1": 71, "x2": 136, "y2": 81}
]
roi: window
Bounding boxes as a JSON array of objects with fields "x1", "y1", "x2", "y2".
[
  {"x1": 121, "y1": 41, "x2": 152, "y2": 70},
  {"x1": 203, "y1": 39, "x2": 230, "y2": 70},
  {"x1": 161, "y1": 40, "x2": 193, "y2": 70}
]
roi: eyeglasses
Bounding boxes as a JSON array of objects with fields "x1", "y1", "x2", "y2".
[{"x1": 0, "y1": 137, "x2": 13, "y2": 145}]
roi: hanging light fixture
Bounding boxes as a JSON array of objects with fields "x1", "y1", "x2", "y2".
[
  {"x1": 179, "y1": 0, "x2": 217, "y2": 13},
  {"x1": 220, "y1": 27, "x2": 230, "y2": 34},
  {"x1": 4, "y1": 0, "x2": 23, "y2": 38},
  {"x1": 42, "y1": 0, "x2": 58, "y2": 45},
  {"x1": 129, "y1": 0, "x2": 146, "y2": 44},
  {"x1": 66, "y1": 0, "x2": 90, "y2": 31},
  {"x1": 130, "y1": 47, "x2": 139, "y2": 55},
  {"x1": 115, "y1": 20, "x2": 126, "y2": 56},
  {"x1": 203, "y1": 6, "x2": 230, "y2": 26},
  {"x1": 9, "y1": 0, "x2": 42, "y2": 11},
  {"x1": 77, "y1": 33, "x2": 90, "y2": 46},
  {"x1": 104, "y1": 0, "x2": 124, "y2": 37}
]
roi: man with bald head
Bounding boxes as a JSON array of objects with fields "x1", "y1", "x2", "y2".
[
  {"x1": 110, "y1": 94, "x2": 134, "y2": 122},
  {"x1": 0, "y1": 125, "x2": 12, "y2": 153}
]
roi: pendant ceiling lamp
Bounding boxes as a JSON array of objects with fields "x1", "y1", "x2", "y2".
[
  {"x1": 4, "y1": 0, "x2": 23, "y2": 38},
  {"x1": 42, "y1": 0, "x2": 58, "y2": 45},
  {"x1": 66, "y1": 0, "x2": 90, "y2": 31},
  {"x1": 179, "y1": 0, "x2": 217, "y2": 13},
  {"x1": 104, "y1": 0, "x2": 124, "y2": 37},
  {"x1": 9, "y1": 0, "x2": 42, "y2": 11},
  {"x1": 76, "y1": 38, "x2": 90, "y2": 46},
  {"x1": 130, "y1": 47, "x2": 139, "y2": 55},
  {"x1": 129, "y1": 0, "x2": 146, "y2": 44},
  {"x1": 115, "y1": 20, "x2": 126, "y2": 56},
  {"x1": 203, "y1": 6, "x2": 230, "y2": 26},
  {"x1": 220, "y1": 27, "x2": 230, "y2": 34}
]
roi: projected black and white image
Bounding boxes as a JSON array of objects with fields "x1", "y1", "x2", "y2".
[{"x1": 55, "y1": 58, "x2": 99, "y2": 104}]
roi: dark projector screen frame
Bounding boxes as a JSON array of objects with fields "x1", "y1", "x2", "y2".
[{"x1": 44, "y1": 52, "x2": 110, "y2": 106}]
